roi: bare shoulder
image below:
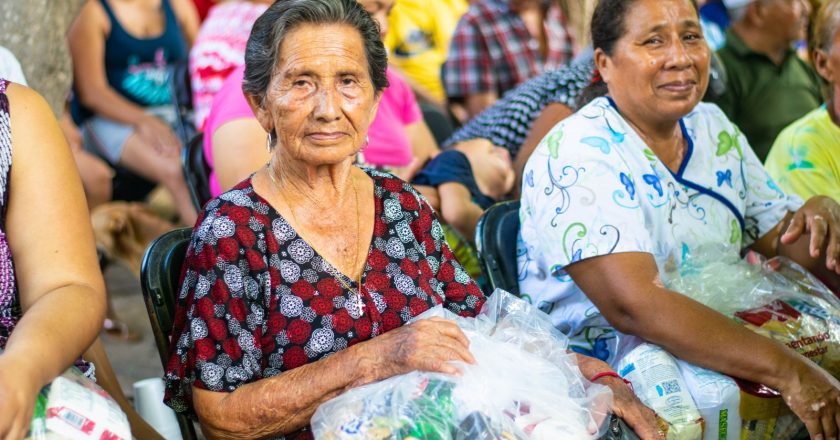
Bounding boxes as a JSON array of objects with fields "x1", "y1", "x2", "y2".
[
  {"x1": 6, "y1": 83, "x2": 69, "y2": 163},
  {"x1": 72, "y1": 0, "x2": 110, "y2": 35}
]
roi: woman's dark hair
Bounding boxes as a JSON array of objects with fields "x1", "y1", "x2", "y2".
[
  {"x1": 242, "y1": 0, "x2": 389, "y2": 106},
  {"x1": 575, "y1": 0, "x2": 698, "y2": 109}
]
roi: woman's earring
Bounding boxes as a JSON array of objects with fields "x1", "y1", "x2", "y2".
[
  {"x1": 362, "y1": 135, "x2": 370, "y2": 151},
  {"x1": 266, "y1": 132, "x2": 273, "y2": 153}
]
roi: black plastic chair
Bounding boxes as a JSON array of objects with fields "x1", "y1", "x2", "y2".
[
  {"x1": 182, "y1": 133, "x2": 212, "y2": 211},
  {"x1": 475, "y1": 200, "x2": 521, "y2": 296},
  {"x1": 139, "y1": 227, "x2": 198, "y2": 440}
]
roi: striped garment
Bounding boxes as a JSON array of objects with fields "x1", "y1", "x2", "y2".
[
  {"x1": 444, "y1": 57, "x2": 594, "y2": 158},
  {"x1": 442, "y1": 0, "x2": 575, "y2": 99}
]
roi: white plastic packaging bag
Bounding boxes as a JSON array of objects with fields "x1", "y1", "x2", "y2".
[
  {"x1": 615, "y1": 344, "x2": 702, "y2": 439},
  {"x1": 26, "y1": 367, "x2": 131, "y2": 440},
  {"x1": 675, "y1": 360, "x2": 740, "y2": 440},
  {"x1": 311, "y1": 289, "x2": 614, "y2": 440}
]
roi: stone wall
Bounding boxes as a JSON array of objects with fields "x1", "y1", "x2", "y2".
[{"x1": 0, "y1": 0, "x2": 86, "y2": 116}]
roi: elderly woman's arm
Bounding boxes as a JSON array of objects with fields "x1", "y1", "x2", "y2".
[
  {"x1": 0, "y1": 85, "x2": 107, "y2": 439},
  {"x1": 192, "y1": 317, "x2": 474, "y2": 439},
  {"x1": 566, "y1": 252, "x2": 840, "y2": 438}
]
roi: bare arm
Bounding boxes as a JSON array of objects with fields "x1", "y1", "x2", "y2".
[
  {"x1": 750, "y1": 197, "x2": 840, "y2": 290},
  {"x1": 513, "y1": 103, "x2": 573, "y2": 196},
  {"x1": 193, "y1": 318, "x2": 474, "y2": 439},
  {"x1": 211, "y1": 118, "x2": 269, "y2": 192},
  {"x1": 0, "y1": 84, "x2": 107, "y2": 438},
  {"x1": 404, "y1": 119, "x2": 440, "y2": 164},
  {"x1": 566, "y1": 251, "x2": 840, "y2": 438},
  {"x1": 170, "y1": 0, "x2": 199, "y2": 46},
  {"x1": 438, "y1": 182, "x2": 484, "y2": 243}
]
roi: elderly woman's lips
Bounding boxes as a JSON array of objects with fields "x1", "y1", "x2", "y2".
[{"x1": 306, "y1": 132, "x2": 348, "y2": 141}]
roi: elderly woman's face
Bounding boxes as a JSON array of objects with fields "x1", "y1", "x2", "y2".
[
  {"x1": 254, "y1": 23, "x2": 380, "y2": 166},
  {"x1": 598, "y1": 0, "x2": 710, "y2": 123}
]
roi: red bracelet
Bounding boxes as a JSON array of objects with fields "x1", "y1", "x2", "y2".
[{"x1": 589, "y1": 371, "x2": 633, "y2": 388}]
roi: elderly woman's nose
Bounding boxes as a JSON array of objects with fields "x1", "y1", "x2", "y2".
[{"x1": 313, "y1": 87, "x2": 343, "y2": 121}]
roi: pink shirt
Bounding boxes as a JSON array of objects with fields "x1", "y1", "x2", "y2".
[
  {"x1": 205, "y1": 67, "x2": 422, "y2": 196},
  {"x1": 189, "y1": 1, "x2": 268, "y2": 128},
  {"x1": 204, "y1": 65, "x2": 254, "y2": 197},
  {"x1": 363, "y1": 68, "x2": 422, "y2": 167}
]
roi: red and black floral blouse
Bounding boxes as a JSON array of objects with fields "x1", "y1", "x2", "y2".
[{"x1": 164, "y1": 169, "x2": 486, "y2": 439}]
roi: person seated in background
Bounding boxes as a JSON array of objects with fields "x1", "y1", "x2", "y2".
[
  {"x1": 443, "y1": 56, "x2": 595, "y2": 195},
  {"x1": 68, "y1": 0, "x2": 200, "y2": 226},
  {"x1": 204, "y1": 0, "x2": 440, "y2": 197},
  {"x1": 519, "y1": 0, "x2": 840, "y2": 438},
  {"x1": 384, "y1": 0, "x2": 467, "y2": 108},
  {"x1": 0, "y1": 80, "x2": 106, "y2": 439},
  {"x1": 709, "y1": 0, "x2": 821, "y2": 161},
  {"x1": 189, "y1": 0, "x2": 272, "y2": 128},
  {"x1": 442, "y1": 0, "x2": 576, "y2": 121},
  {"x1": 163, "y1": 2, "x2": 659, "y2": 438},
  {"x1": 766, "y1": 0, "x2": 840, "y2": 202}
]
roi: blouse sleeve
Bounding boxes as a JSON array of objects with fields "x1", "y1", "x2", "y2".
[
  {"x1": 164, "y1": 201, "x2": 272, "y2": 414},
  {"x1": 520, "y1": 121, "x2": 657, "y2": 275},
  {"x1": 722, "y1": 114, "x2": 804, "y2": 246},
  {"x1": 408, "y1": 184, "x2": 486, "y2": 317}
]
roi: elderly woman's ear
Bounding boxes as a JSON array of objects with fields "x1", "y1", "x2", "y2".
[{"x1": 245, "y1": 92, "x2": 274, "y2": 136}]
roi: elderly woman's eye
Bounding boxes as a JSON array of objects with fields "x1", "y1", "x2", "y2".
[
  {"x1": 293, "y1": 80, "x2": 310, "y2": 88},
  {"x1": 643, "y1": 37, "x2": 663, "y2": 46},
  {"x1": 683, "y1": 33, "x2": 702, "y2": 42},
  {"x1": 340, "y1": 77, "x2": 358, "y2": 86}
]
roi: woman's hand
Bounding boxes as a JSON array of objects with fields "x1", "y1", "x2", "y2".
[
  {"x1": 594, "y1": 375, "x2": 663, "y2": 440},
  {"x1": 357, "y1": 317, "x2": 475, "y2": 382},
  {"x1": 0, "y1": 357, "x2": 41, "y2": 440},
  {"x1": 133, "y1": 115, "x2": 181, "y2": 157},
  {"x1": 781, "y1": 196, "x2": 840, "y2": 275},
  {"x1": 779, "y1": 359, "x2": 840, "y2": 439}
]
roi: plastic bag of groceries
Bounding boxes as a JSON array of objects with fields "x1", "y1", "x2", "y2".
[
  {"x1": 311, "y1": 289, "x2": 614, "y2": 440},
  {"x1": 657, "y1": 244, "x2": 838, "y2": 440},
  {"x1": 25, "y1": 367, "x2": 131, "y2": 440}
]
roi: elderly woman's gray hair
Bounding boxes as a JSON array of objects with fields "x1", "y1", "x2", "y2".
[
  {"x1": 813, "y1": 0, "x2": 840, "y2": 53},
  {"x1": 242, "y1": 0, "x2": 390, "y2": 104}
]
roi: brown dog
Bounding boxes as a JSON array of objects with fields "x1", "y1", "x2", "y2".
[{"x1": 91, "y1": 201, "x2": 176, "y2": 277}]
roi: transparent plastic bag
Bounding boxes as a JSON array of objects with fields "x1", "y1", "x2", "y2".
[
  {"x1": 659, "y1": 244, "x2": 840, "y2": 440},
  {"x1": 26, "y1": 367, "x2": 131, "y2": 440},
  {"x1": 311, "y1": 289, "x2": 613, "y2": 440}
]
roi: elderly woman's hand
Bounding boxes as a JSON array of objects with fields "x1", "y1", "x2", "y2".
[
  {"x1": 0, "y1": 356, "x2": 40, "y2": 440},
  {"x1": 781, "y1": 195, "x2": 840, "y2": 275},
  {"x1": 356, "y1": 317, "x2": 475, "y2": 381},
  {"x1": 596, "y1": 375, "x2": 663, "y2": 440}
]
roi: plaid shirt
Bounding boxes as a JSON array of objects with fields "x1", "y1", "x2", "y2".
[{"x1": 442, "y1": 0, "x2": 574, "y2": 99}]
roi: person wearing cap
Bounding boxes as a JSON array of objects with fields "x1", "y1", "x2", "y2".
[{"x1": 708, "y1": 0, "x2": 821, "y2": 161}]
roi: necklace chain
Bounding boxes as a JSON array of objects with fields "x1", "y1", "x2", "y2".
[{"x1": 266, "y1": 163, "x2": 366, "y2": 312}]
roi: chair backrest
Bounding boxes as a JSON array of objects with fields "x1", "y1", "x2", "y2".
[
  {"x1": 139, "y1": 227, "x2": 197, "y2": 440},
  {"x1": 475, "y1": 200, "x2": 521, "y2": 295},
  {"x1": 182, "y1": 133, "x2": 212, "y2": 211}
]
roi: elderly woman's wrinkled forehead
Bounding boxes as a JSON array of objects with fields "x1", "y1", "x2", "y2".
[{"x1": 272, "y1": 23, "x2": 372, "y2": 83}]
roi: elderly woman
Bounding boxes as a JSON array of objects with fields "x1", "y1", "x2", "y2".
[
  {"x1": 519, "y1": 0, "x2": 840, "y2": 437},
  {"x1": 163, "y1": 1, "x2": 659, "y2": 438},
  {"x1": 766, "y1": 0, "x2": 840, "y2": 204},
  {"x1": 0, "y1": 81, "x2": 107, "y2": 438}
]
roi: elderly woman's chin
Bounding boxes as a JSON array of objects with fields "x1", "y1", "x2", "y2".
[{"x1": 290, "y1": 139, "x2": 361, "y2": 166}]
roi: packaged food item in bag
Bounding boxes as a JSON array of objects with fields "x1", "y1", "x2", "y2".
[
  {"x1": 311, "y1": 289, "x2": 614, "y2": 440},
  {"x1": 615, "y1": 344, "x2": 703, "y2": 439},
  {"x1": 26, "y1": 368, "x2": 131, "y2": 440},
  {"x1": 660, "y1": 244, "x2": 840, "y2": 439},
  {"x1": 674, "y1": 360, "x2": 740, "y2": 440}
]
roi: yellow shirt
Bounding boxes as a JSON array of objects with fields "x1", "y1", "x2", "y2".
[
  {"x1": 765, "y1": 106, "x2": 840, "y2": 202},
  {"x1": 384, "y1": 0, "x2": 466, "y2": 101}
]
